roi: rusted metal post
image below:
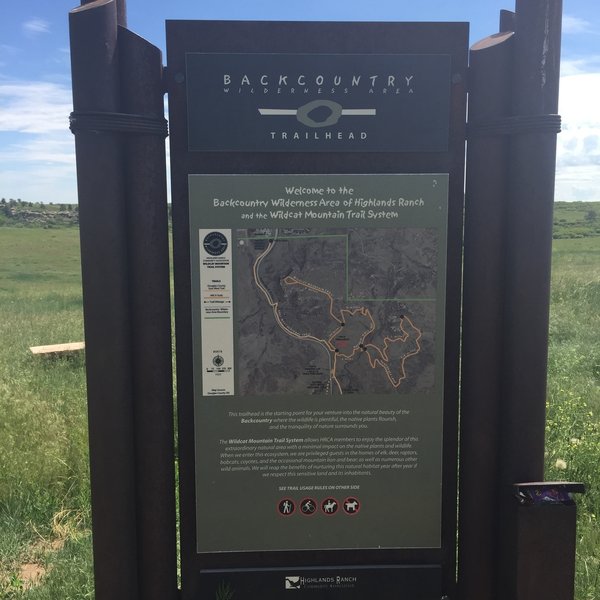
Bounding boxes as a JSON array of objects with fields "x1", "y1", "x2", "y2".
[
  {"x1": 82, "y1": 0, "x2": 126, "y2": 26},
  {"x1": 500, "y1": 0, "x2": 562, "y2": 503},
  {"x1": 119, "y1": 27, "x2": 179, "y2": 600},
  {"x1": 116, "y1": 0, "x2": 127, "y2": 27},
  {"x1": 459, "y1": 30, "x2": 515, "y2": 600},
  {"x1": 499, "y1": 10, "x2": 516, "y2": 32},
  {"x1": 69, "y1": 1, "x2": 140, "y2": 598},
  {"x1": 498, "y1": 0, "x2": 563, "y2": 597}
]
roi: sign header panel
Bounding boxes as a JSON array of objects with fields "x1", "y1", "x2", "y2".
[{"x1": 186, "y1": 53, "x2": 451, "y2": 152}]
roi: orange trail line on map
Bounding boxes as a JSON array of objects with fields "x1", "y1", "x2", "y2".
[
  {"x1": 362, "y1": 315, "x2": 423, "y2": 388},
  {"x1": 252, "y1": 239, "x2": 422, "y2": 394}
]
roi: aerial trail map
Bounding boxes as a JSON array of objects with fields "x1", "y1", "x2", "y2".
[{"x1": 235, "y1": 227, "x2": 438, "y2": 396}]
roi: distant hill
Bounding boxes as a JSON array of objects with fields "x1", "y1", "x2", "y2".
[{"x1": 0, "y1": 199, "x2": 78, "y2": 228}]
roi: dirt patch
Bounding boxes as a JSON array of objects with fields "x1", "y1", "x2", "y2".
[
  {"x1": 0, "y1": 509, "x2": 86, "y2": 593},
  {"x1": 31, "y1": 537, "x2": 65, "y2": 554},
  {"x1": 20, "y1": 563, "x2": 46, "y2": 589},
  {"x1": 0, "y1": 537, "x2": 67, "y2": 593}
]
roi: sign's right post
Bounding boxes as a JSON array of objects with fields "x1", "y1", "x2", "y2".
[{"x1": 461, "y1": 2, "x2": 583, "y2": 600}]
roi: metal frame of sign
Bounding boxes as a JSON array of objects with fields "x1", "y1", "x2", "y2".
[{"x1": 166, "y1": 20, "x2": 468, "y2": 599}]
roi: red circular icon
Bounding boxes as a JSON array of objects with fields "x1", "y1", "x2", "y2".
[
  {"x1": 321, "y1": 497, "x2": 339, "y2": 515},
  {"x1": 343, "y1": 497, "x2": 361, "y2": 515},
  {"x1": 277, "y1": 498, "x2": 295, "y2": 516},
  {"x1": 300, "y1": 498, "x2": 317, "y2": 516}
]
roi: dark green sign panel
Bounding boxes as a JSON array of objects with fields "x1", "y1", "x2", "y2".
[{"x1": 189, "y1": 174, "x2": 448, "y2": 553}]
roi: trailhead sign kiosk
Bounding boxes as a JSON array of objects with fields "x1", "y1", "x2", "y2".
[
  {"x1": 69, "y1": 2, "x2": 580, "y2": 600},
  {"x1": 168, "y1": 20, "x2": 466, "y2": 599}
]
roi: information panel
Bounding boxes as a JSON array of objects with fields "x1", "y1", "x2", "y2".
[{"x1": 190, "y1": 174, "x2": 448, "y2": 553}]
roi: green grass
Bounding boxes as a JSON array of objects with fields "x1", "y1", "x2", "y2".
[
  {"x1": 0, "y1": 228, "x2": 92, "y2": 598},
  {"x1": 0, "y1": 220, "x2": 598, "y2": 598},
  {"x1": 548, "y1": 238, "x2": 600, "y2": 413},
  {"x1": 553, "y1": 201, "x2": 600, "y2": 239},
  {"x1": 546, "y1": 236, "x2": 600, "y2": 599}
]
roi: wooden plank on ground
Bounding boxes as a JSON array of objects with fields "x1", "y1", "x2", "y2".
[{"x1": 30, "y1": 342, "x2": 85, "y2": 356}]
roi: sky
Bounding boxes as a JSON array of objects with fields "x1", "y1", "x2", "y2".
[{"x1": 0, "y1": 0, "x2": 598, "y2": 204}]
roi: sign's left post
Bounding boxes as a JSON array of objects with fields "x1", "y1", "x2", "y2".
[{"x1": 69, "y1": 2, "x2": 178, "y2": 599}]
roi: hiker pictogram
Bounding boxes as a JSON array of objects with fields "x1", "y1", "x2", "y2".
[{"x1": 278, "y1": 498, "x2": 295, "y2": 516}]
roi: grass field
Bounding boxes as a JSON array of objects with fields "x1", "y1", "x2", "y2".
[
  {"x1": 546, "y1": 237, "x2": 600, "y2": 599},
  {"x1": 0, "y1": 224, "x2": 598, "y2": 598},
  {"x1": 553, "y1": 201, "x2": 600, "y2": 239},
  {"x1": 0, "y1": 228, "x2": 92, "y2": 598}
]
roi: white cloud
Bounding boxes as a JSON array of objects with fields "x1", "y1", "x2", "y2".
[
  {"x1": 0, "y1": 134, "x2": 77, "y2": 202},
  {"x1": 0, "y1": 165, "x2": 77, "y2": 204},
  {"x1": 0, "y1": 137, "x2": 75, "y2": 166},
  {"x1": 0, "y1": 80, "x2": 72, "y2": 134},
  {"x1": 22, "y1": 18, "x2": 51, "y2": 36},
  {"x1": 562, "y1": 15, "x2": 593, "y2": 35},
  {"x1": 561, "y1": 56, "x2": 600, "y2": 77},
  {"x1": 556, "y1": 67, "x2": 600, "y2": 201},
  {"x1": 0, "y1": 79, "x2": 76, "y2": 203}
]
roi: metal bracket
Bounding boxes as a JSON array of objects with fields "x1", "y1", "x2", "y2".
[
  {"x1": 467, "y1": 113, "x2": 561, "y2": 138},
  {"x1": 69, "y1": 111, "x2": 169, "y2": 137}
]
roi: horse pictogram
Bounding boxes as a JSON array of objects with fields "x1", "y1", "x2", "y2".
[{"x1": 321, "y1": 497, "x2": 339, "y2": 515}]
